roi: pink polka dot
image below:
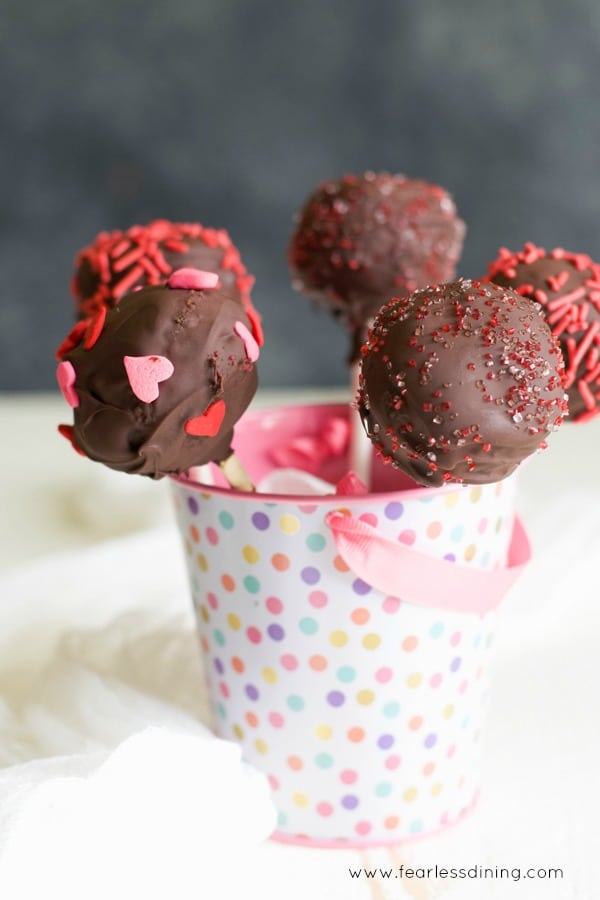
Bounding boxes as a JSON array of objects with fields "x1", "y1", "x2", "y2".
[
  {"x1": 207, "y1": 592, "x2": 218, "y2": 610},
  {"x1": 478, "y1": 517, "x2": 489, "y2": 534},
  {"x1": 268, "y1": 774, "x2": 279, "y2": 791},
  {"x1": 218, "y1": 682, "x2": 230, "y2": 698},
  {"x1": 206, "y1": 527, "x2": 219, "y2": 545},
  {"x1": 383, "y1": 596, "x2": 401, "y2": 614},
  {"x1": 447, "y1": 744, "x2": 456, "y2": 758},
  {"x1": 430, "y1": 673, "x2": 443, "y2": 688},
  {"x1": 308, "y1": 590, "x2": 328, "y2": 608},
  {"x1": 385, "y1": 754, "x2": 401, "y2": 770},
  {"x1": 355, "y1": 821, "x2": 372, "y2": 836},
  {"x1": 459, "y1": 679, "x2": 469, "y2": 694},
  {"x1": 450, "y1": 631, "x2": 462, "y2": 646},
  {"x1": 247, "y1": 627, "x2": 262, "y2": 644},
  {"x1": 398, "y1": 529, "x2": 416, "y2": 546},
  {"x1": 266, "y1": 597, "x2": 283, "y2": 615},
  {"x1": 298, "y1": 504, "x2": 317, "y2": 514},
  {"x1": 340, "y1": 769, "x2": 358, "y2": 784},
  {"x1": 375, "y1": 666, "x2": 393, "y2": 684},
  {"x1": 316, "y1": 802, "x2": 333, "y2": 817},
  {"x1": 269, "y1": 712, "x2": 284, "y2": 728},
  {"x1": 280, "y1": 653, "x2": 298, "y2": 671},
  {"x1": 359, "y1": 512, "x2": 378, "y2": 527}
]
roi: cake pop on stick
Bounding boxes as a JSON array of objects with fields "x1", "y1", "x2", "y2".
[
  {"x1": 56, "y1": 268, "x2": 259, "y2": 490},
  {"x1": 487, "y1": 243, "x2": 600, "y2": 422},
  {"x1": 71, "y1": 218, "x2": 263, "y2": 348},
  {"x1": 289, "y1": 171, "x2": 466, "y2": 485},
  {"x1": 358, "y1": 279, "x2": 568, "y2": 487}
]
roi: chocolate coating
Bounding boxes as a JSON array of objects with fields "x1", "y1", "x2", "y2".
[
  {"x1": 289, "y1": 172, "x2": 466, "y2": 340},
  {"x1": 358, "y1": 280, "x2": 567, "y2": 487},
  {"x1": 72, "y1": 219, "x2": 260, "y2": 334},
  {"x1": 487, "y1": 243, "x2": 600, "y2": 422},
  {"x1": 60, "y1": 278, "x2": 258, "y2": 478}
]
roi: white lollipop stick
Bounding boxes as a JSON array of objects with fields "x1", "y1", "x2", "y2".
[{"x1": 348, "y1": 321, "x2": 373, "y2": 490}]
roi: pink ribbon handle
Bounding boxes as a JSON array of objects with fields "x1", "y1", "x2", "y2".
[{"x1": 325, "y1": 510, "x2": 531, "y2": 615}]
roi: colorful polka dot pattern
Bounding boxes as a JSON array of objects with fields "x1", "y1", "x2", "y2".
[{"x1": 171, "y1": 475, "x2": 515, "y2": 845}]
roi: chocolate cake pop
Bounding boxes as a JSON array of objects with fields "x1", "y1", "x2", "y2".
[
  {"x1": 487, "y1": 243, "x2": 600, "y2": 422},
  {"x1": 56, "y1": 268, "x2": 259, "y2": 480},
  {"x1": 289, "y1": 171, "x2": 466, "y2": 358},
  {"x1": 72, "y1": 219, "x2": 263, "y2": 346},
  {"x1": 358, "y1": 279, "x2": 568, "y2": 487}
]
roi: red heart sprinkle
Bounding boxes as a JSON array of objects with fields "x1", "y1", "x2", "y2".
[
  {"x1": 184, "y1": 399, "x2": 226, "y2": 437},
  {"x1": 57, "y1": 424, "x2": 86, "y2": 456}
]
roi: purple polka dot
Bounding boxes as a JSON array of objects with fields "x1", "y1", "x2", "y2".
[
  {"x1": 187, "y1": 497, "x2": 199, "y2": 515},
  {"x1": 424, "y1": 733, "x2": 437, "y2": 748},
  {"x1": 384, "y1": 502, "x2": 404, "y2": 520},
  {"x1": 377, "y1": 733, "x2": 394, "y2": 749},
  {"x1": 450, "y1": 657, "x2": 462, "y2": 672},
  {"x1": 342, "y1": 794, "x2": 359, "y2": 810},
  {"x1": 327, "y1": 690, "x2": 345, "y2": 707},
  {"x1": 443, "y1": 553, "x2": 456, "y2": 562},
  {"x1": 252, "y1": 512, "x2": 270, "y2": 531},
  {"x1": 213, "y1": 658, "x2": 224, "y2": 675},
  {"x1": 267, "y1": 623, "x2": 285, "y2": 641},
  {"x1": 301, "y1": 566, "x2": 320, "y2": 585},
  {"x1": 352, "y1": 578, "x2": 371, "y2": 596},
  {"x1": 245, "y1": 684, "x2": 259, "y2": 701}
]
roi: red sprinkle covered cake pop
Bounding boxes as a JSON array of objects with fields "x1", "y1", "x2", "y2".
[
  {"x1": 71, "y1": 218, "x2": 263, "y2": 346},
  {"x1": 358, "y1": 279, "x2": 568, "y2": 487},
  {"x1": 487, "y1": 243, "x2": 600, "y2": 422},
  {"x1": 56, "y1": 268, "x2": 259, "y2": 480},
  {"x1": 289, "y1": 171, "x2": 466, "y2": 358}
]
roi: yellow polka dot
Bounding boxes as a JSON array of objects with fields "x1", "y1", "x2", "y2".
[
  {"x1": 329, "y1": 630, "x2": 348, "y2": 648},
  {"x1": 199, "y1": 605, "x2": 209, "y2": 623},
  {"x1": 356, "y1": 689, "x2": 375, "y2": 705},
  {"x1": 196, "y1": 553, "x2": 208, "y2": 572},
  {"x1": 406, "y1": 672, "x2": 422, "y2": 688},
  {"x1": 470, "y1": 486, "x2": 482, "y2": 503},
  {"x1": 279, "y1": 514, "x2": 300, "y2": 535},
  {"x1": 403, "y1": 787, "x2": 418, "y2": 803},
  {"x1": 444, "y1": 491, "x2": 460, "y2": 508},
  {"x1": 431, "y1": 783, "x2": 443, "y2": 796},
  {"x1": 201, "y1": 492, "x2": 212, "y2": 500},
  {"x1": 464, "y1": 544, "x2": 476, "y2": 562},
  {"x1": 254, "y1": 738, "x2": 268, "y2": 755},
  {"x1": 184, "y1": 539, "x2": 192, "y2": 556},
  {"x1": 362, "y1": 633, "x2": 381, "y2": 650},
  {"x1": 315, "y1": 724, "x2": 333, "y2": 740},
  {"x1": 292, "y1": 792, "x2": 309, "y2": 807},
  {"x1": 227, "y1": 613, "x2": 241, "y2": 630},
  {"x1": 243, "y1": 545, "x2": 260, "y2": 564},
  {"x1": 261, "y1": 667, "x2": 278, "y2": 684},
  {"x1": 233, "y1": 724, "x2": 244, "y2": 740},
  {"x1": 495, "y1": 516, "x2": 503, "y2": 533},
  {"x1": 443, "y1": 704, "x2": 454, "y2": 719}
]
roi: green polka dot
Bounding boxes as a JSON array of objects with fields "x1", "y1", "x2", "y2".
[
  {"x1": 213, "y1": 629, "x2": 226, "y2": 647},
  {"x1": 218, "y1": 511, "x2": 234, "y2": 530},
  {"x1": 382, "y1": 700, "x2": 401, "y2": 718},
  {"x1": 287, "y1": 694, "x2": 305, "y2": 712},
  {"x1": 243, "y1": 575, "x2": 261, "y2": 594},
  {"x1": 306, "y1": 533, "x2": 326, "y2": 552},
  {"x1": 336, "y1": 665, "x2": 357, "y2": 683},
  {"x1": 315, "y1": 752, "x2": 334, "y2": 769},
  {"x1": 375, "y1": 782, "x2": 393, "y2": 798},
  {"x1": 299, "y1": 616, "x2": 319, "y2": 635}
]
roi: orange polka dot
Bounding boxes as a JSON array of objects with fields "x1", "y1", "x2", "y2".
[
  {"x1": 310, "y1": 654, "x2": 328, "y2": 672},
  {"x1": 189, "y1": 524, "x2": 200, "y2": 543},
  {"x1": 348, "y1": 727, "x2": 365, "y2": 743},
  {"x1": 351, "y1": 607, "x2": 370, "y2": 625},
  {"x1": 334, "y1": 555, "x2": 350, "y2": 572},
  {"x1": 200, "y1": 636, "x2": 209, "y2": 654},
  {"x1": 271, "y1": 553, "x2": 290, "y2": 572},
  {"x1": 221, "y1": 574, "x2": 236, "y2": 591},
  {"x1": 231, "y1": 656, "x2": 245, "y2": 674},
  {"x1": 423, "y1": 762, "x2": 435, "y2": 776},
  {"x1": 464, "y1": 544, "x2": 476, "y2": 562},
  {"x1": 409, "y1": 715, "x2": 423, "y2": 730},
  {"x1": 384, "y1": 816, "x2": 400, "y2": 830},
  {"x1": 426, "y1": 520, "x2": 442, "y2": 539},
  {"x1": 287, "y1": 755, "x2": 303, "y2": 771},
  {"x1": 245, "y1": 711, "x2": 259, "y2": 727},
  {"x1": 402, "y1": 635, "x2": 418, "y2": 652}
]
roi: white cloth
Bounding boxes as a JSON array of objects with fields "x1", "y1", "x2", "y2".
[{"x1": 0, "y1": 397, "x2": 599, "y2": 899}]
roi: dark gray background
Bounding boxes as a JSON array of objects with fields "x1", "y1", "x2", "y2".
[{"x1": 2, "y1": 0, "x2": 600, "y2": 391}]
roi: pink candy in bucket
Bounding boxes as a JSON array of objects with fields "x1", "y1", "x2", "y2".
[{"x1": 170, "y1": 403, "x2": 530, "y2": 846}]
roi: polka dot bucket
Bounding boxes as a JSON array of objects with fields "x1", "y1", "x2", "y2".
[{"x1": 170, "y1": 404, "x2": 530, "y2": 846}]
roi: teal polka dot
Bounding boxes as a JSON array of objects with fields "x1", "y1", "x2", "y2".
[
  {"x1": 287, "y1": 694, "x2": 305, "y2": 712},
  {"x1": 306, "y1": 533, "x2": 326, "y2": 552},
  {"x1": 299, "y1": 616, "x2": 319, "y2": 635},
  {"x1": 382, "y1": 701, "x2": 401, "y2": 718},
  {"x1": 243, "y1": 575, "x2": 261, "y2": 594},
  {"x1": 473, "y1": 633, "x2": 482, "y2": 649},
  {"x1": 213, "y1": 629, "x2": 226, "y2": 647},
  {"x1": 430, "y1": 622, "x2": 444, "y2": 639},
  {"x1": 450, "y1": 524, "x2": 465, "y2": 542},
  {"x1": 409, "y1": 819, "x2": 424, "y2": 833},
  {"x1": 336, "y1": 665, "x2": 357, "y2": 683},
  {"x1": 375, "y1": 782, "x2": 393, "y2": 798},
  {"x1": 277, "y1": 810, "x2": 287, "y2": 827},
  {"x1": 315, "y1": 752, "x2": 334, "y2": 769},
  {"x1": 218, "y1": 511, "x2": 235, "y2": 530},
  {"x1": 216, "y1": 702, "x2": 227, "y2": 719}
]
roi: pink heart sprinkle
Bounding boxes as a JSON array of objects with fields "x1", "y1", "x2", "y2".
[
  {"x1": 56, "y1": 360, "x2": 79, "y2": 408},
  {"x1": 124, "y1": 355, "x2": 175, "y2": 403},
  {"x1": 234, "y1": 320, "x2": 260, "y2": 362},
  {"x1": 167, "y1": 268, "x2": 220, "y2": 291}
]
